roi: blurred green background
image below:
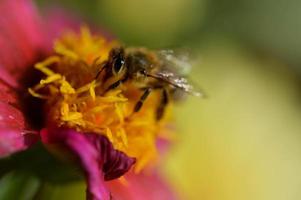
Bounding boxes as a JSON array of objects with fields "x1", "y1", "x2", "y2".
[{"x1": 4, "y1": 0, "x2": 301, "y2": 199}]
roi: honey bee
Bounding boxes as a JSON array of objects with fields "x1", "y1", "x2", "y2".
[{"x1": 96, "y1": 47, "x2": 203, "y2": 120}]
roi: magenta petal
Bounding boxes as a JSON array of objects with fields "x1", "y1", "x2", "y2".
[
  {"x1": 43, "y1": 6, "x2": 115, "y2": 44},
  {"x1": 43, "y1": 8, "x2": 82, "y2": 43},
  {"x1": 0, "y1": 81, "x2": 38, "y2": 157},
  {"x1": 0, "y1": 0, "x2": 46, "y2": 81},
  {"x1": 41, "y1": 128, "x2": 136, "y2": 200},
  {"x1": 85, "y1": 134, "x2": 136, "y2": 181},
  {"x1": 0, "y1": 0, "x2": 45, "y2": 157},
  {"x1": 0, "y1": 103, "x2": 38, "y2": 157},
  {"x1": 0, "y1": 128, "x2": 37, "y2": 158}
]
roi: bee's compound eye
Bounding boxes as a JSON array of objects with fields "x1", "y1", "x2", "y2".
[
  {"x1": 112, "y1": 57, "x2": 125, "y2": 75},
  {"x1": 140, "y1": 69, "x2": 146, "y2": 75}
]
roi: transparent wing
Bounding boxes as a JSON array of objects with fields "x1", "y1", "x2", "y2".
[
  {"x1": 148, "y1": 70, "x2": 205, "y2": 97},
  {"x1": 156, "y1": 49, "x2": 193, "y2": 76},
  {"x1": 152, "y1": 49, "x2": 205, "y2": 97}
]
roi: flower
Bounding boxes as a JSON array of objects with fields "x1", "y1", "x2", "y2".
[
  {"x1": 41, "y1": 128, "x2": 135, "y2": 199},
  {"x1": 0, "y1": 1, "x2": 176, "y2": 200}
]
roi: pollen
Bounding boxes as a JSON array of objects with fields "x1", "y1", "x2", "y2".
[{"x1": 29, "y1": 26, "x2": 173, "y2": 171}]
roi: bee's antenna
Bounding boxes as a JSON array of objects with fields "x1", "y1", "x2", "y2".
[{"x1": 95, "y1": 64, "x2": 107, "y2": 79}]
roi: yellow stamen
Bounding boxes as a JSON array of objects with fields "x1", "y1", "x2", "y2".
[
  {"x1": 117, "y1": 128, "x2": 128, "y2": 147},
  {"x1": 89, "y1": 80, "x2": 96, "y2": 101},
  {"x1": 54, "y1": 40, "x2": 79, "y2": 60},
  {"x1": 40, "y1": 74, "x2": 62, "y2": 85},
  {"x1": 61, "y1": 102, "x2": 69, "y2": 116},
  {"x1": 35, "y1": 56, "x2": 60, "y2": 76},
  {"x1": 105, "y1": 127, "x2": 114, "y2": 142},
  {"x1": 60, "y1": 78, "x2": 75, "y2": 94},
  {"x1": 115, "y1": 103, "x2": 124, "y2": 124},
  {"x1": 61, "y1": 112, "x2": 83, "y2": 122},
  {"x1": 28, "y1": 88, "x2": 49, "y2": 99}
]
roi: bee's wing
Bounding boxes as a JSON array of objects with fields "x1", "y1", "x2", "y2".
[
  {"x1": 152, "y1": 49, "x2": 205, "y2": 97},
  {"x1": 149, "y1": 70, "x2": 205, "y2": 97},
  {"x1": 156, "y1": 49, "x2": 193, "y2": 76}
]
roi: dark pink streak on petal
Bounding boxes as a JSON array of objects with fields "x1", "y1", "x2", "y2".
[
  {"x1": 107, "y1": 171, "x2": 177, "y2": 200},
  {"x1": 41, "y1": 128, "x2": 136, "y2": 200}
]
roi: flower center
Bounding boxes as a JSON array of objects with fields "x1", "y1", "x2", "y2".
[{"x1": 29, "y1": 27, "x2": 173, "y2": 171}]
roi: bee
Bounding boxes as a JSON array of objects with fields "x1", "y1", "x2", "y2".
[{"x1": 96, "y1": 47, "x2": 203, "y2": 120}]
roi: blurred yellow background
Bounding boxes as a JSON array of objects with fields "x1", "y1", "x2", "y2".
[{"x1": 165, "y1": 38, "x2": 301, "y2": 200}]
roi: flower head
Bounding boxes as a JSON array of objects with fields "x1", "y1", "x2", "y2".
[
  {"x1": 29, "y1": 27, "x2": 173, "y2": 172},
  {"x1": 0, "y1": 1, "x2": 177, "y2": 199}
]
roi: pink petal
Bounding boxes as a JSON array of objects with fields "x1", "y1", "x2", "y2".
[
  {"x1": 107, "y1": 171, "x2": 177, "y2": 200},
  {"x1": 0, "y1": 128, "x2": 37, "y2": 158},
  {"x1": 0, "y1": 81, "x2": 38, "y2": 157},
  {"x1": 41, "y1": 128, "x2": 136, "y2": 200},
  {"x1": 0, "y1": 0, "x2": 43, "y2": 157},
  {"x1": 0, "y1": 0, "x2": 46, "y2": 81},
  {"x1": 42, "y1": 6, "x2": 116, "y2": 44},
  {"x1": 43, "y1": 8, "x2": 83, "y2": 42}
]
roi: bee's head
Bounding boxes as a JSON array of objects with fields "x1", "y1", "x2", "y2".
[
  {"x1": 107, "y1": 47, "x2": 159, "y2": 80},
  {"x1": 125, "y1": 49, "x2": 157, "y2": 77}
]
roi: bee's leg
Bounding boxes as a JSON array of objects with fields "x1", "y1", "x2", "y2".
[
  {"x1": 156, "y1": 88, "x2": 169, "y2": 121},
  {"x1": 105, "y1": 76, "x2": 128, "y2": 92},
  {"x1": 133, "y1": 87, "x2": 152, "y2": 113},
  {"x1": 105, "y1": 79, "x2": 123, "y2": 92}
]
